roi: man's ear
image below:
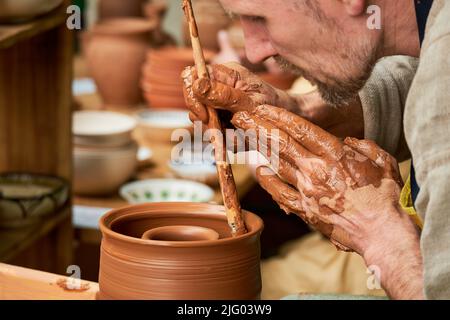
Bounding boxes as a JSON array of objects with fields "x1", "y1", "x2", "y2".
[{"x1": 341, "y1": 0, "x2": 366, "y2": 16}]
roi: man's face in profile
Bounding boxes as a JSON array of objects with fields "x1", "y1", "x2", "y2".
[{"x1": 219, "y1": 0, "x2": 382, "y2": 106}]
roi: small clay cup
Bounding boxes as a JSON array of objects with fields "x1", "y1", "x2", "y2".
[{"x1": 98, "y1": 203, "x2": 263, "y2": 300}]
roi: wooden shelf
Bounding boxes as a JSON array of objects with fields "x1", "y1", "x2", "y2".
[
  {"x1": 0, "y1": 4, "x2": 68, "y2": 49},
  {"x1": 0, "y1": 206, "x2": 73, "y2": 274},
  {"x1": 0, "y1": 0, "x2": 73, "y2": 275}
]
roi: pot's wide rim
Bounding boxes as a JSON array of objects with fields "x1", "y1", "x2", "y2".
[{"x1": 99, "y1": 202, "x2": 264, "y2": 247}]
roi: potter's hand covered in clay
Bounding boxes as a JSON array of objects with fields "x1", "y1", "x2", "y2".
[
  {"x1": 181, "y1": 62, "x2": 295, "y2": 124},
  {"x1": 236, "y1": 106, "x2": 424, "y2": 299},
  {"x1": 234, "y1": 105, "x2": 421, "y2": 258},
  {"x1": 182, "y1": 63, "x2": 365, "y2": 139}
]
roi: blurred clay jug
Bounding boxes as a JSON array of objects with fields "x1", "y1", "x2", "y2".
[
  {"x1": 84, "y1": 18, "x2": 156, "y2": 107},
  {"x1": 98, "y1": 0, "x2": 145, "y2": 20}
]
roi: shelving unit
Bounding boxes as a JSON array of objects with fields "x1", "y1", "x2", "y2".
[{"x1": 0, "y1": 2, "x2": 74, "y2": 274}]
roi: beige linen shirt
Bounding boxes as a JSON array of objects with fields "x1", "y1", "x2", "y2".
[
  {"x1": 404, "y1": 0, "x2": 450, "y2": 300},
  {"x1": 360, "y1": 0, "x2": 450, "y2": 299}
]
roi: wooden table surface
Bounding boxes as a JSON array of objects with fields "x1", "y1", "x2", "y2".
[{"x1": 0, "y1": 263, "x2": 98, "y2": 300}]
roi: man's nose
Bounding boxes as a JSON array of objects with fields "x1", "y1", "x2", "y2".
[{"x1": 240, "y1": 18, "x2": 278, "y2": 64}]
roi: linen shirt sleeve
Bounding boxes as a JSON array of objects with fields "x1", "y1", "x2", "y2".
[{"x1": 359, "y1": 56, "x2": 419, "y2": 161}]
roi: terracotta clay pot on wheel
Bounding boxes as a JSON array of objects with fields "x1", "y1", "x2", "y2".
[
  {"x1": 98, "y1": 203, "x2": 263, "y2": 300},
  {"x1": 85, "y1": 18, "x2": 156, "y2": 107}
]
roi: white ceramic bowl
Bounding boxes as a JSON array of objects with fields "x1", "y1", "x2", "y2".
[
  {"x1": 168, "y1": 161, "x2": 218, "y2": 186},
  {"x1": 135, "y1": 109, "x2": 193, "y2": 144},
  {"x1": 120, "y1": 179, "x2": 214, "y2": 204},
  {"x1": 169, "y1": 141, "x2": 218, "y2": 185},
  {"x1": 0, "y1": 0, "x2": 63, "y2": 23},
  {"x1": 73, "y1": 142, "x2": 138, "y2": 196},
  {"x1": 73, "y1": 111, "x2": 137, "y2": 147}
]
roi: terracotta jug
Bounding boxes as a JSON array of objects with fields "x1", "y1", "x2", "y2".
[
  {"x1": 98, "y1": 203, "x2": 264, "y2": 300},
  {"x1": 98, "y1": 0, "x2": 145, "y2": 20},
  {"x1": 85, "y1": 18, "x2": 156, "y2": 107}
]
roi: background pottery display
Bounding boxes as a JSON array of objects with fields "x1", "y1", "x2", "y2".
[
  {"x1": 84, "y1": 18, "x2": 156, "y2": 107},
  {"x1": 98, "y1": 203, "x2": 263, "y2": 300},
  {"x1": 143, "y1": 0, "x2": 176, "y2": 48},
  {"x1": 72, "y1": 110, "x2": 140, "y2": 196},
  {"x1": 97, "y1": 0, "x2": 145, "y2": 21},
  {"x1": 141, "y1": 47, "x2": 214, "y2": 109},
  {"x1": 182, "y1": 0, "x2": 231, "y2": 51},
  {"x1": 73, "y1": 142, "x2": 138, "y2": 196},
  {"x1": 0, "y1": 173, "x2": 69, "y2": 228},
  {"x1": 135, "y1": 109, "x2": 193, "y2": 143},
  {"x1": 73, "y1": 111, "x2": 137, "y2": 148},
  {"x1": 168, "y1": 141, "x2": 218, "y2": 186},
  {"x1": 0, "y1": 0, "x2": 63, "y2": 23}
]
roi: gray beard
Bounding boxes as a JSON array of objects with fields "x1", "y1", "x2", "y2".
[{"x1": 273, "y1": 55, "x2": 373, "y2": 108}]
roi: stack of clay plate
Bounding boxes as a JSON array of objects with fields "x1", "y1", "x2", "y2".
[{"x1": 141, "y1": 47, "x2": 214, "y2": 109}]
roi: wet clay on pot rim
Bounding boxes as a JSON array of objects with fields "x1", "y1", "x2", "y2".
[{"x1": 98, "y1": 202, "x2": 263, "y2": 300}]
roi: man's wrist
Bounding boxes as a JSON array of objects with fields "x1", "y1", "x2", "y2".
[{"x1": 363, "y1": 206, "x2": 424, "y2": 299}]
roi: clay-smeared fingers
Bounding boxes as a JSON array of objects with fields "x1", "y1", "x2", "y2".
[
  {"x1": 209, "y1": 62, "x2": 266, "y2": 91},
  {"x1": 277, "y1": 158, "x2": 300, "y2": 187},
  {"x1": 344, "y1": 137, "x2": 402, "y2": 183},
  {"x1": 188, "y1": 112, "x2": 200, "y2": 124},
  {"x1": 182, "y1": 67, "x2": 209, "y2": 123},
  {"x1": 256, "y1": 166, "x2": 305, "y2": 216},
  {"x1": 343, "y1": 138, "x2": 383, "y2": 163},
  {"x1": 209, "y1": 63, "x2": 247, "y2": 89},
  {"x1": 253, "y1": 105, "x2": 344, "y2": 160},
  {"x1": 231, "y1": 111, "x2": 315, "y2": 166},
  {"x1": 192, "y1": 78, "x2": 257, "y2": 113},
  {"x1": 256, "y1": 166, "x2": 335, "y2": 238}
]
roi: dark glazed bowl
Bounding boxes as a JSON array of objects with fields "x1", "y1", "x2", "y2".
[
  {"x1": 0, "y1": 173, "x2": 69, "y2": 228},
  {"x1": 98, "y1": 203, "x2": 263, "y2": 300}
]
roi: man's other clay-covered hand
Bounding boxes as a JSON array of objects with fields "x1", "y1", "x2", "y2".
[
  {"x1": 181, "y1": 63, "x2": 364, "y2": 138},
  {"x1": 181, "y1": 62, "x2": 294, "y2": 124},
  {"x1": 232, "y1": 104, "x2": 423, "y2": 299}
]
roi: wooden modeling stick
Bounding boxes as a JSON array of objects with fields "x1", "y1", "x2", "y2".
[{"x1": 182, "y1": 0, "x2": 247, "y2": 236}]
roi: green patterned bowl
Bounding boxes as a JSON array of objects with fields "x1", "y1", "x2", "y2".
[{"x1": 119, "y1": 179, "x2": 214, "y2": 204}]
